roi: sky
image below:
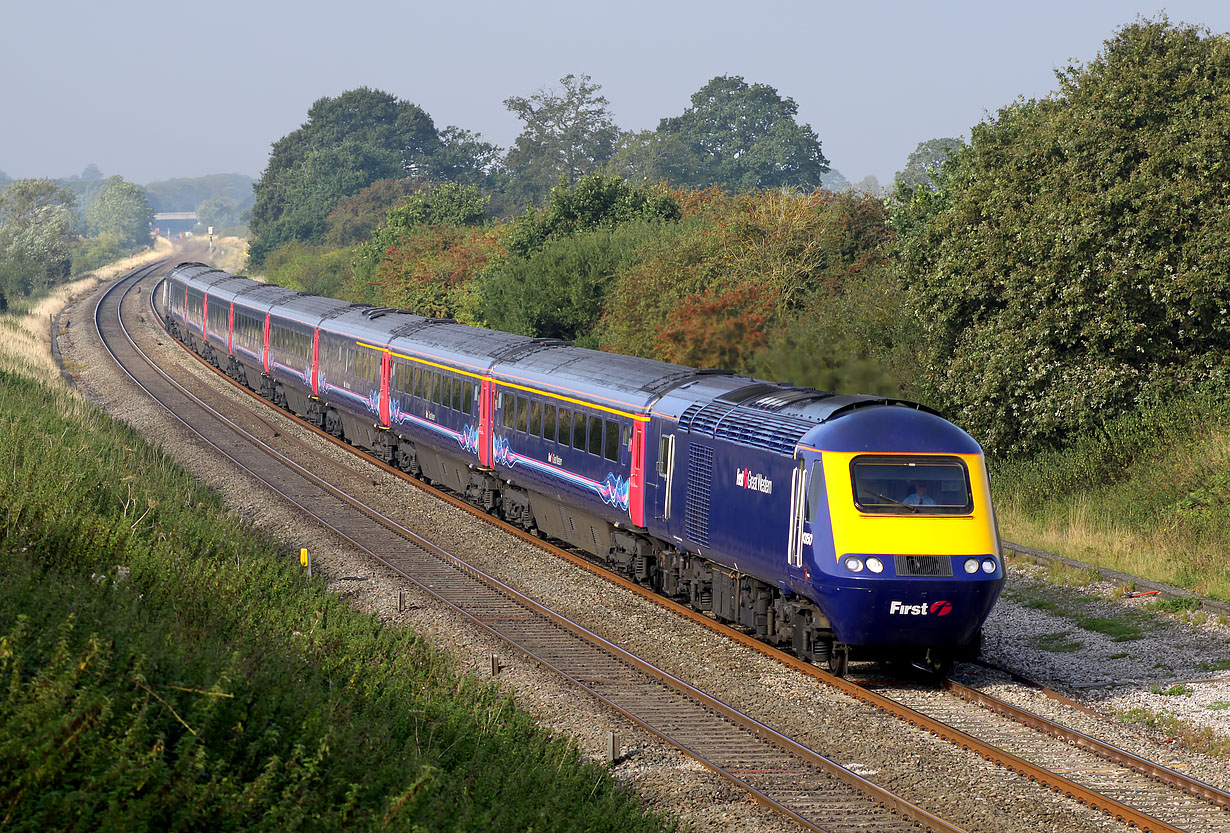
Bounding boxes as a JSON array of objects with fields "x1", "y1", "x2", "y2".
[{"x1": 4, "y1": 1, "x2": 1230, "y2": 188}]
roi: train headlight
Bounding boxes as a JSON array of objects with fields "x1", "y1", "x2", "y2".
[
  {"x1": 844, "y1": 556, "x2": 865, "y2": 573},
  {"x1": 982, "y1": 558, "x2": 998, "y2": 574},
  {"x1": 963, "y1": 557, "x2": 980, "y2": 575},
  {"x1": 865, "y1": 557, "x2": 884, "y2": 574}
]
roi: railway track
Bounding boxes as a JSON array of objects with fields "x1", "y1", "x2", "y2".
[
  {"x1": 96, "y1": 269, "x2": 967, "y2": 833},
  {"x1": 91, "y1": 263, "x2": 1230, "y2": 832}
]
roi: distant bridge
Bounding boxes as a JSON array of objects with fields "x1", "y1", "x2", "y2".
[{"x1": 153, "y1": 212, "x2": 198, "y2": 236}]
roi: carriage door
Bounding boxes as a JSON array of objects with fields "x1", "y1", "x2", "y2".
[{"x1": 787, "y1": 455, "x2": 807, "y2": 570}]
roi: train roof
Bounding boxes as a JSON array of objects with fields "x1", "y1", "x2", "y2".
[
  {"x1": 321, "y1": 305, "x2": 431, "y2": 344},
  {"x1": 490, "y1": 342, "x2": 709, "y2": 414},
  {"x1": 268, "y1": 293, "x2": 354, "y2": 325},
  {"x1": 388, "y1": 320, "x2": 533, "y2": 375}
]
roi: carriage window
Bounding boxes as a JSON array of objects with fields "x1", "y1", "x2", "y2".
[
  {"x1": 442, "y1": 376, "x2": 453, "y2": 410},
  {"x1": 558, "y1": 409, "x2": 571, "y2": 446},
  {"x1": 529, "y1": 400, "x2": 541, "y2": 436},
  {"x1": 502, "y1": 392, "x2": 515, "y2": 428},
  {"x1": 543, "y1": 404, "x2": 557, "y2": 441},
  {"x1": 573, "y1": 413, "x2": 587, "y2": 450},
  {"x1": 451, "y1": 378, "x2": 462, "y2": 412},
  {"x1": 604, "y1": 419, "x2": 619, "y2": 462},
  {"x1": 849, "y1": 456, "x2": 973, "y2": 515},
  {"x1": 430, "y1": 373, "x2": 441, "y2": 404},
  {"x1": 588, "y1": 416, "x2": 603, "y2": 456},
  {"x1": 516, "y1": 396, "x2": 529, "y2": 432}
]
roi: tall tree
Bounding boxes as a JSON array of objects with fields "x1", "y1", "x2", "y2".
[
  {"x1": 894, "y1": 137, "x2": 965, "y2": 192},
  {"x1": 503, "y1": 74, "x2": 620, "y2": 207},
  {"x1": 894, "y1": 17, "x2": 1230, "y2": 454},
  {"x1": 85, "y1": 176, "x2": 153, "y2": 249},
  {"x1": 656, "y1": 76, "x2": 829, "y2": 190},
  {"x1": 434, "y1": 126, "x2": 503, "y2": 187},
  {"x1": 248, "y1": 88, "x2": 441, "y2": 265},
  {"x1": 0, "y1": 179, "x2": 77, "y2": 295}
]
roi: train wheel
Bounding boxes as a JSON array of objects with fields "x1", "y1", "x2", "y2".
[{"x1": 828, "y1": 643, "x2": 849, "y2": 677}]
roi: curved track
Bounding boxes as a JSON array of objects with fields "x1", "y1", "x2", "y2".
[
  {"x1": 96, "y1": 272, "x2": 966, "y2": 833},
  {"x1": 98, "y1": 264, "x2": 1230, "y2": 833}
]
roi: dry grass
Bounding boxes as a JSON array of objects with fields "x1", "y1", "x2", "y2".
[{"x1": 0, "y1": 240, "x2": 172, "y2": 387}]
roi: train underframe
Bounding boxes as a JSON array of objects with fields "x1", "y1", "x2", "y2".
[{"x1": 170, "y1": 318, "x2": 967, "y2": 676}]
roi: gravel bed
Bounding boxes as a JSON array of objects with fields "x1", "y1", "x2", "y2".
[{"x1": 52, "y1": 264, "x2": 1228, "y2": 832}]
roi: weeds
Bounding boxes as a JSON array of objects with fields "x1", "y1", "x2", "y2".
[{"x1": 0, "y1": 366, "x2": 674, "y2": 832}]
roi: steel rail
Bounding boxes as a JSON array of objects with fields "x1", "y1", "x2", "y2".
[
  {"x1": 97, "y1": 268, "x2": 970, "y2": 833},
  {"x1": 140, "y1": 270, "x2": 1222, "y2": 833}
]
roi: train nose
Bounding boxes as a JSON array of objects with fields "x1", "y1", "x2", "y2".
[{"x1": 814, "y1": 576, "x2": 1003, "y2": 647}]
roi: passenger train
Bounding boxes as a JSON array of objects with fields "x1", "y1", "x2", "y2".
[{"x1": 155, "y1": 262, "x2": 1004, "y2": 675}]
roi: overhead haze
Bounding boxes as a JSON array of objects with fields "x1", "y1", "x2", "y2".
[{"x1": 4, "y1": 0, "x2": 1230, "y2": 187}]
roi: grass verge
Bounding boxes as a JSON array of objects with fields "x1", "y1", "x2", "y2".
[
  {"x1": 0, "y1": 353, "x2": 672, "y2": 827},
  {"x1": 993, "y1": 391, "x2": 1230, "y2": 600}
]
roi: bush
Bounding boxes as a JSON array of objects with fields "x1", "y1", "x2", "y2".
[
  {"x1": 70, "y1": 235, "x2": 126, "y2": 274},
  {"x1": 263, "y1": 241, "x2": 353, "y2": 298}
]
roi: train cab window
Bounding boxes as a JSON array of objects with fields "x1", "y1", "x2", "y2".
[
  {"x1": 558, "y1": 409, "x2": 571, "y2": 445},
  {"x1": 572, "y1": 412, "x2": 586, "y2": 450},
  {"x1": 807, "y1": 465, "x2": 825, "y2": 521},
  {"x1": 543, "y1": 404, "x2": 557, "y2": 441},
  {"x1": 849, "y1": 456, "x2": 973, "y2": 515},
  {"x1": 604, "y1": 419, "x2": 619, "y2": 462}
]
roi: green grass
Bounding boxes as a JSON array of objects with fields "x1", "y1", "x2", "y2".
[
  {"x1": 0, "y1": 369, "x2": 674, "y2": 832},
  {"x1": 994, "y1": 391, "x2": 1230, "y2": 601},
  {"x1": 1150, "y1": 683, "x2": 1194, "y2": 696},
  {"x1": 1027, "y1": 632, "x2": 1084, "y2": 653}
]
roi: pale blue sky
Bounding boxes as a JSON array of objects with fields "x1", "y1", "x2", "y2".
[{"x1": 4, "y1": 1, "x2": 1230, "y2": 187}]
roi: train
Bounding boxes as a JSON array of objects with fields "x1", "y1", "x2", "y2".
[{"x1": 155, "y1": 261, "x2": 1004, "y2": 675}]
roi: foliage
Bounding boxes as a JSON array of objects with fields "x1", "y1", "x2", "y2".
[
  {"x1": 503, "y1": 74, "x2": 620, "y2": 208},
  {"x1": 143, "y1": 173, "x2": 254, "y2": 213},
  {"x1": 84, "y1": 175, "x2": 153, "y2": 249},
  {"x1": 894, "y1": 18, "x2": 1230, "y2": 455},
  {"x1": 481, "y1": 220, "x2": 662, "y2": 343},
  {"x1": 597, "y1": 190, "x2": 894, "y2": 372},
  {"x1": 248, "y1": 88, "x2": 442, "y2": 265},
  {"x1": 349, "y1": 183, "x2": 492, "y2": 294},
  {"x1": 435, "y1": 126, "x2": 504, "y2": 187},
  {"x1": 0, "y1": 179, "x2": 78, "y2": 297},
  {"x1": 368, "y1": 224, "x2": 506, "y2": 323},
  {"x1": 655, "y1": 76, "x2": 830, "y2": 190},
  {"x1": 195, "y1": 196, "x2": 242, "y2": 233},
  {"x1": 262, "y1": 241, "x2": 353, "y2": 298},
  {"x1": 893, "y1": 137, "x2": 965, "y2": 192},
  {"x1": 0, "y1": 370, "x2": 674, "y2": 833},
  {"x1": 70, "y1": 234, "x2": 125, "y2": 274},
  {"x1": 504, "y1": 171, "x2": 681, "y2": 258},
  {"x1": 323, "y1": 178, "x2": 427, "y2": 246}
]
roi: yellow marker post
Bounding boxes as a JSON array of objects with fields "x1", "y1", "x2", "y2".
[{"x1": 300, "y1": 548, "x2": 308, "y2": 568}]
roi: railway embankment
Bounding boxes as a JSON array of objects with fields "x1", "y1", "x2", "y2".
[{"x1": 0, "y1": 265, "x2": 675, "y2": 832}]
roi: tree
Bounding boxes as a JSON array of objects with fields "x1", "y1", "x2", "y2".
[
  {"x1": 0, "y1": 179, "x2": 77, "y2": 295},
  {"x1": 502, "y1": 171, "x2": 681, "y2": 258},
  {"x1": 894, "y1": 17, "x2": 1230, "y2": 454},
  {"x1": 656, "y1": 76, "x2": 829, "y2": 190},
  {"x1": 196, "y1": 197, "x2": 241, "y2": 233},
  {"x1": 894, "y1": 137, "x2": 965, "y2": 192},
  {"x1": 433, "y1": 126, "x2": 503, "y2": 187},
  {"x1": 85, "y1": 176, "x2": 153, "y2": 249},
  {"x1": 248, "y1": 88, "x2": 441, "y2": 265},
  {"x1": 323, "y1": 178, "x2": 427, "y2": 246},
  {"x1": 503, "y1": 74, "x2": 620, "y2": 207}
]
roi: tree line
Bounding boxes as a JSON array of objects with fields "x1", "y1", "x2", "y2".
[{"x1": 259, "y1": 17, "x2": 1230, "y2": 462}]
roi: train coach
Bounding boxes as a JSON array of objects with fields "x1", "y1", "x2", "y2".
[{"x1": 156, "y1": 262, "x2": 1004, "y2": 675}]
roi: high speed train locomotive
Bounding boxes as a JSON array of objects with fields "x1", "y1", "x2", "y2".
[{"x1": 156, "y1": 262, "x2": 1004, "y2": 674}]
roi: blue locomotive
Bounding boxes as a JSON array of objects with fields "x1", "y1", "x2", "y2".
[{"x1": 156, "y1": 262, "x2": 1003, "y2": 675}]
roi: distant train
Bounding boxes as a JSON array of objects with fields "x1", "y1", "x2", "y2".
[{"x1": 156, "y1": 262, "x2": 1004, "y2": 675}]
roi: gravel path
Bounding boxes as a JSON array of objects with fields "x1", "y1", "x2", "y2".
[{"x1": 54, "y1": 261, "x2": 1230, "y2": 832}]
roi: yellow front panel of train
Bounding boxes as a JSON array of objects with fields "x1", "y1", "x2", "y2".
[{"x1": 820, "y1": 451, "x2": 999, "y2": 559}]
